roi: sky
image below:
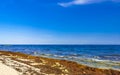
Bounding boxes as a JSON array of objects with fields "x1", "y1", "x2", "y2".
[{"x1": 0, "y1": 0, "x2": 120, "y2": 44}]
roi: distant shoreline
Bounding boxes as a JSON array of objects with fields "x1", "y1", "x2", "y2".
[{"x1": 0, "y1": 50, "x2": 120, "y2": 75}]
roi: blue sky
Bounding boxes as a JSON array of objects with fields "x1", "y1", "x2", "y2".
[{"x1": 0, "y1": 0, "x2": 120, "y2": 44}]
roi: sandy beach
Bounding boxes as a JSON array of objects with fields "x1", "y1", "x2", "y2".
[
  {"x1": 0, "y1": 62, "x2": 19, "y2": 75},
  {"x1": 0, "y1": 51, "x2": 120, "y2": 75}
]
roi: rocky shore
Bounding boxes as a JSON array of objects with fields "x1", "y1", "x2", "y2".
[{"x1": 0, "y1": 51, "x2": 120, "y2": 75}]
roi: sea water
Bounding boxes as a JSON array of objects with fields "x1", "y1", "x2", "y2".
[{"x1": 0, "y1": 45, "x2": 120, "y2": 70}]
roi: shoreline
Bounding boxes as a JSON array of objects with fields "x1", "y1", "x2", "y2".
[
  {"x1": 39, "y1": 53, "x2": 120, "y2": 71},
  {"x1": 0, "y1": 50, "x2": 120, "y2": 75}
]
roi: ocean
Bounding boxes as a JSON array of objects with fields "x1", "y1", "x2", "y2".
[{"x1": 0, "y1": 45, "x2": 120, "y2": 70}]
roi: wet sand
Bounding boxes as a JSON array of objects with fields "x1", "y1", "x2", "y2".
[{"x1": 0, "y1": 51, "x2": 120, "y2": 75}]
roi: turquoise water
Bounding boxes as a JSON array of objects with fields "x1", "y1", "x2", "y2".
[{"x1": 0, "y1": 45, "x2": 120, "y2": 70}]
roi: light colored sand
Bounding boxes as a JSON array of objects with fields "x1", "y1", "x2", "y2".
[
  {"x1": 0, "y1": 62, "x2": 19, "y2": 75},
  {"x1": 0, "y1": 55, "x2": 45, "y2": 75}
]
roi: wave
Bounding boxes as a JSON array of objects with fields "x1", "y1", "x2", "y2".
[{"x1": 35, "y1": 53, "x2": 120, "y2": 70}]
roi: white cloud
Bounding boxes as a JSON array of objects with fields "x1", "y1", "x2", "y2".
[{"x1": 58, "y1": 0, "x2": 120, "y2": 7}]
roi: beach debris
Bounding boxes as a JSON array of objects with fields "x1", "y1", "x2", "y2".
[{"x1": 0, "y1": 51, "x2": 120, "y2": 75}]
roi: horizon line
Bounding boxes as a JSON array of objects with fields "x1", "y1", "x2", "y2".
[{"x1": 0, "y1": 44, "x2": 120, "y2": 45}]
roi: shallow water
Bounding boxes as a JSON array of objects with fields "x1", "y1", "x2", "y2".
[{"x1": 0, "y1": 45, "x2": 120, "y2": 70}]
